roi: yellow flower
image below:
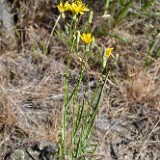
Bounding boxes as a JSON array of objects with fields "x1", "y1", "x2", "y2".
[
  {"x1": 70, "y1": 0, "x2": 89, "y2": 15},
  {"x1": 81, "y1": 33, "x2": 95, "y2": 44},
  {"x1": 57, "y1": 1, "x2": 71, "y2": 13},
  {"x1": 106, "y1": 48, "x2": 114, "y2": 58},
  {"x1": 57, "y1": 1, "x2": 89, "y2": 15}
]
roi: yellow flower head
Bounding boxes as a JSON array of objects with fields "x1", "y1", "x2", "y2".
[
  {"x1": 106, "y1": 48, "x2": 114, "y2": 58},
  {"x1": 57, "y1": 1, "x2": 71, "y2": 13},
  {"x1": 70, "y1": 0, "x2": 89, "y2": 15},
  {"x1": 81, "y1": 33, "x2": 95, "y2": 44}
]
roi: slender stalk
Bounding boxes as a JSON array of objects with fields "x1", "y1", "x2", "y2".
[
  {"x1": 46, "y1": 15, "x2": 61, "y2": 55},
  {"x1": 85, "y1": 72, "x2": 109, "y2": 140},
  {"x1": 70, "y1": 47, "x2": 88, "y2": 159},
  {"x1": 62, "y1": 16, "x2": 77, "y2": 159},
  {"x1": 75, "y1": 72, "x2": 109, "y2": 155}
]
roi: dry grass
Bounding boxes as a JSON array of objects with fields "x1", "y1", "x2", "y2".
[
  {"x1": 93, "y1": 57, "x2": 160, "y2": 159},
  {"x1": 0, "y1": 50, "x2": 64, "y2": 158}
]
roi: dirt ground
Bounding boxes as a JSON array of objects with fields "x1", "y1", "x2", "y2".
[{"x1": 0, "y1": 0, "x2": 160, "y2": 159}]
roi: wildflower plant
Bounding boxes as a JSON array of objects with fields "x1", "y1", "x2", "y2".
[{"x1": 57, "y1": 0, "x2": 113, "y2": 159}]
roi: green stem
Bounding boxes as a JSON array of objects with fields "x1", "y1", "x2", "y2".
[
  {"x1": 70, "y1": 47, "x2": 88, "y2": 159},
  {"x1": 86, "y1": 72, "x2": 109, "y2": 139},
  {"x1": 62, "y1": 16, "x2": 77, "y2": 159}
]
